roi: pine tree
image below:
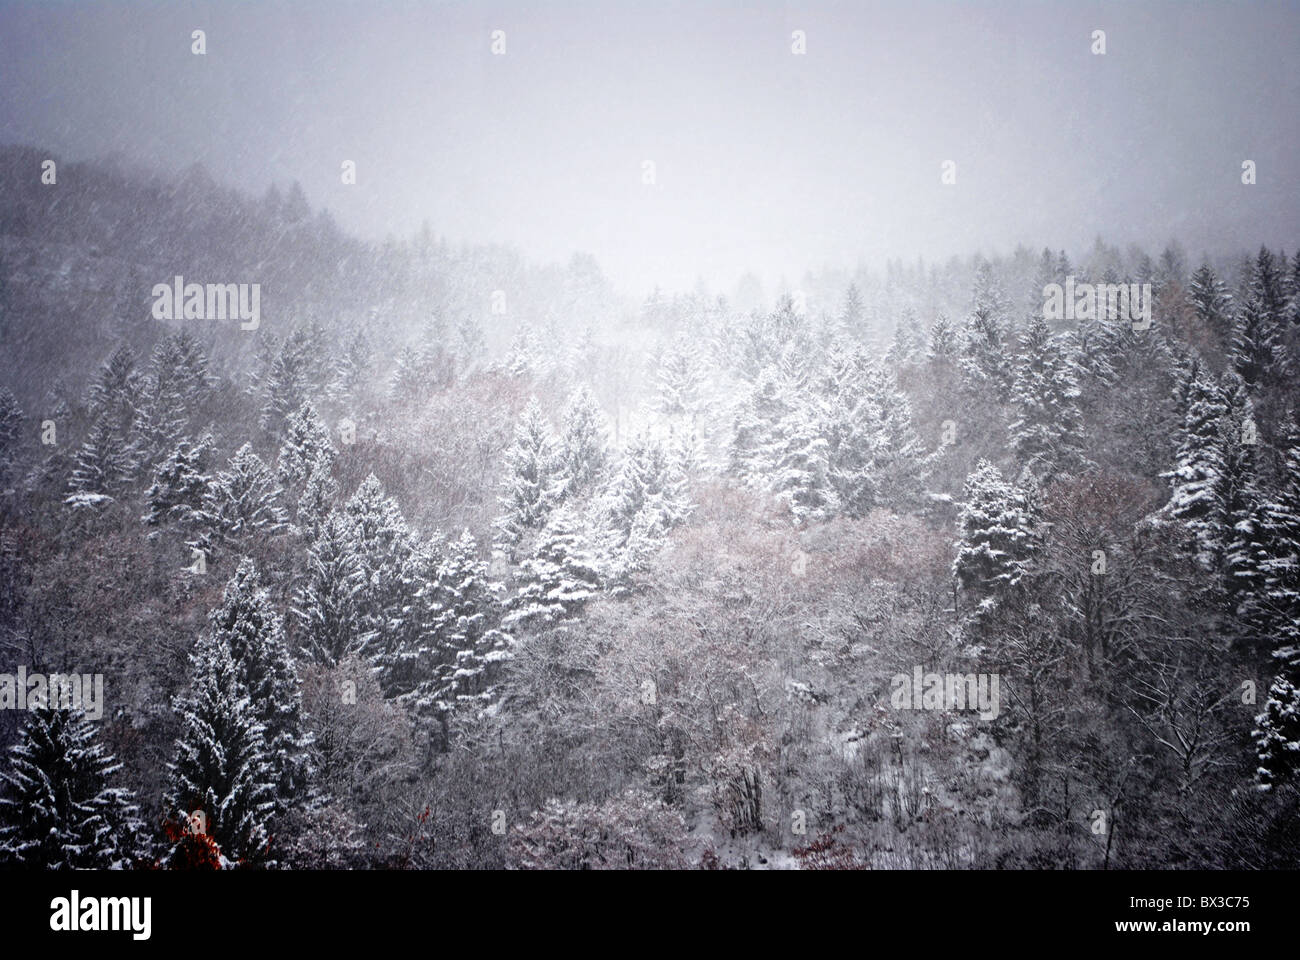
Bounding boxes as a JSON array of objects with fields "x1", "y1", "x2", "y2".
[
  {"x1": 959, "y1": 305, "x2": 1014, "y2": 403},
  {"x1": 165, "y1": 634, "x2": 276, "y2": 864},
  {"x1": 87, "y1": 344, "x2": 143, "y2": 439},
  {"x1": 294, "y1": 511, "x2": 372, "y2": 667},
  {"x1": 143, "y1": 433, "x2": 213, "y2": 529},
  {"x1": 331, "y1": 330, "x2": 373, "y2": 407},
  {"x1": 0, "y1": 707, "x2": 141, "y2": 869},
  {"x1": 602, "y1": 433, "x2": 691, "y2": 541},
  {"x1": 771, "y1": 412, "x2": 838, "y2": 523},
  {"x1": 556, "y1": 385, "x2": 608, "y2": 499},
  {"x1": 295, "y1": 460, "x2": 339, "y2": 542},
  {"x1": 653, "y1": 339, "x2": 705, "y2": 420},
  {"x1": 496, "y1": 399, "x2": 562, "y2": 546},
  {"x1": 277, "y1": 401, "x2": 336, "y2": 495},
  {"x1": 424, "y1": 530, "x2": 512, "y2": 718},
  {"x1": 1252, "y1": 439, "x2": 1300, "y2": 789},
  {"x1": 1250, "y1": 246, "x2": 1287, "y2": 327},
  {"x1": 196, "y1": 443, "x2": 289, "y2": 553},
  {"x1": 1007, "y1": 314, "x2": 1085, "y2": 477},
  {"x1": 1188, "y1": 262, "x2": 1234, "y2": 347},
  {"x1": 342, "y1": 473, "x2": 417, "y2": 645},
  {"x1": 927, "y1": 313, "x2": 958, "y2": 363},
  {"x1": 65, "y1": 414, "x2": 130, "y2": 508},
  {"x1": 259, "y1": 330, "x2": 311, "y2": 436},
  {"x1": 728, "y1": 366, "x2": 793, "y2": 483},
  {"x1": 839, "y1": 283, "x2": 865, "y2": 338},
  {"x1": 134, "y1": 333, "x2": 210, "y2": 469},
  {"x1": 208, "y1": 559, "x2": 310, "y2": 811},
  {"x1": 1162, "y1": 372, "x2": 1229, "y2": 565},
  {"x1": 953, "y1": 460, "x2": 1040, "y2": 604},
  {"x1": 1231, "y1": 293, "x2": 1282, "y2": 389},
  {"x1": 505, "y1": 507, "x2": 602, "y2": 630}
]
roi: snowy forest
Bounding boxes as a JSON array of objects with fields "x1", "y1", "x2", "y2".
[{"x1": 0, "y1": 140, "x2": 1298, "y2": 870}]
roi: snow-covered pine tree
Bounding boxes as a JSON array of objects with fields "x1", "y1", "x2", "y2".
[
  {"x1": 208, "y1": 559, "x2": 311, "y2": 812},
  {"x1": 342, "y1": 472, "x2": 418, "y2": 654},
  {"x1": 1253, "y1": 438, "x2": 1300, "y2": 789},
  {"x1": 653, "y1": 338, "x2": 706, "y2": 420},
  {"x1": 259, "y1": 330, "x2": 311, "y2": 436},
  {"x1": 331, "y1": 330, "x2": 373, "y2": 407},
  {"x1": 65, "y1": 414, "x2": 130, "y2": 509},
  {"x1": 87, "y1": 344, "x2": 144, "y2": 439},
  {"x1": 771, "y1": 410, "x2": 838, "y2": 524},
  {"x1": 496, "y1": 398, "x2": 562, "y2": 546},
  {"x1": 839, "y1": 283, "x2": 866, "y2": 339},
  {"x1": 728, "y1": 365, "x2": 793, "y2": 484},
  {"x1": 295, "y1": 460, "x2": 339, "y2": 542},
  {"x1": 1231, "y1": 293, "x2": 1283, "y2": 389},
  {"x1": 1007, "y1": 313, "x2": 1085, "y2": 478},
  {"x1": 424, "y1": 530, "x2": 512, "y2": 721},
  {"x1": 165, "y1": 633, "x2": 276, "y2": 864},
  {"x1": 1162, "y1": 372, "x2": 1229, "y2": 566},
  {"x1": 277, "y1": 401, "x2": 336, "y2": 496},
  {"x1": 0, "y1": 707, "x2": 142, "y2": 869},
  {"x1": 1188, "y1": 262, "x2": 1235, "y2": 348},
  {"x1": 143, "y1": 432, "x2": 213, "y2": 529},
  {"x1": 134, "y1": 338, "x2": 192, "y2": 470},
  {"x1": 927, "y1": 313, "x2": 958, "y2": 363},
  {"x1": 505, "y1": 506, "x2": 602, "y2": 631},
  {"x1": 959, "y1": 305, "x2": 1014, "y2": 404},
  {"x1": 953, "y1": 460, "x2": 1040, "y2": 606},
  {"x1": 556, "y1": 384, "x2": 608, "y2": 499},
  {"x1": 603, "y1": 433, "x2": 691, "y2": 540},
  {"x1": 294, "y1": 510, "x2": 372, "y2": 667},
  {"x1": 195, "y1": 443, "x2": 289, "y2": 554}
]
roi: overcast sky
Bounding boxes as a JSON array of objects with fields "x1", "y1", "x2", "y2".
[{"x1": 2, "y1": 0, "x2": 1298, "y2": 295}]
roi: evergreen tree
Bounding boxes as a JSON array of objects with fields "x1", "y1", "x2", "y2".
[
  {"x1": 143, "y1": 433, "x2": 213, "y2": 529},
  {"x1": 556, "y1": 385, "x2": 608, "y2": 499},
  {"x1": 496, "y1": 399, "x2": 562, "y2": 546},
  {"x1": 653, "y1": 339, "x2": 705, "y2": 420},
  {"x1": 1231, "y1": 293, "x2": 1282, "y2": 389},
  {"x1": 208, "y1": 559, "x2": 310, "y2": 811},
  {"x1": 953, "y1": 460, "x2": 1040, "y2": 606},
  {"x1": 331, "y1": 330, "x2": 373, "y2": 407},
  {"x1": 277, "y1": 401, "x2": 336, "y2": 495},
  {"x1": 342, "y1": 473, "x2": 417, "y2": 645},
  {"x1": 165, "y1": 634, "x2": 276, "y2": 864},
  {"x1": 1162, "y1": 372, "x2": 1229, "y2": 565},
  {"x1": 196, "y1": 443, "x2": 289, "y2": 553},
  {"x1": 505, "y1": 507, "x2": 602, "y2": 630},
  {"x1": 839, "y1": 283, "x2": 865, "y2": 338},
  {"x1": 87, "y1": 344, "x2": 143, "y2": 439},
  {"x1": 927, "y1": 313, "x2": 958, "y2": 363},
  {"x1": 65, "y1": 414, "x2": 130, "y2": 507},
  {"x1": 771, "y1": 411, "x2": 838, "y2": 523},
  {"x1": 728, "y1": 366, "x2": 793, "y2": 483},
  {"x1": 0, "y1": 707, "x2": 141, "y2": 869},
  {"x1": 259, "y1": 330, "x2": 311, "y2": 435},
  {"x1": 1007, "y1": 314, "x2": 1085, "y2": 477},
  {"x1": 1188, "y1": 262, "x2": 1234, "y2": 347},
  {"x1": 1253, "y1": 439, "x2": 1300, "y2": 789},
  {"x1": 294, "y1": 511, "x2": 372, "y2": 667},
  {"x1": 959, "y1": 305, "x2": 1014, "y2": 403}
]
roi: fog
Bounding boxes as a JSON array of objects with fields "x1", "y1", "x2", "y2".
[{"x1": 3, "y1": 0, "x2": 1297, "y2": 295}]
